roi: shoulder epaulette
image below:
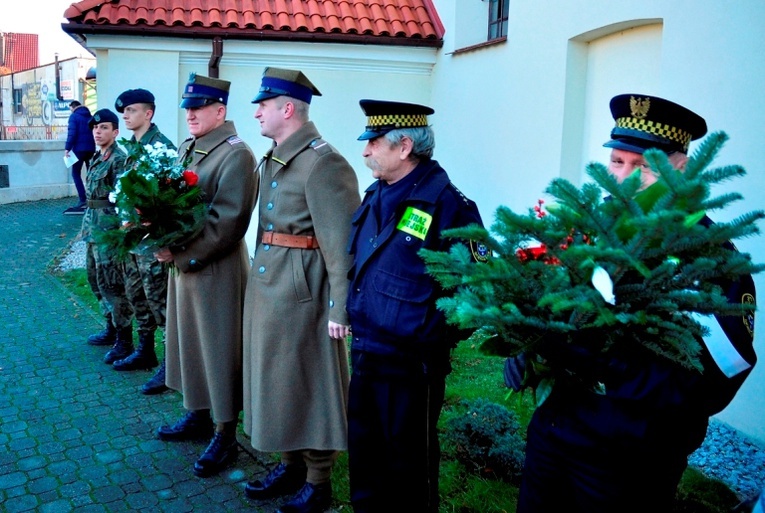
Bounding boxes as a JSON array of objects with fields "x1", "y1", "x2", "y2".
[
  {"x1": 449, "y1": 182, "x2": 473, "y2": 206},
  {"x1": 309, "y1": 138, "x2": 331, "y2": 156}
]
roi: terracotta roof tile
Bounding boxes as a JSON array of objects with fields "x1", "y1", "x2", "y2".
[{"x1": 62, "y1": 0, "x2": 443, "y2": 47}]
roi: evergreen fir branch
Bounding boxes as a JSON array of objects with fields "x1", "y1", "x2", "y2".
[
  {"x1": 685, "y1": 131, "x2": 729, "y2": 178},
  {"x1": 701, "y1": 192, "x2": 744, "y2": 212},
  {"x1": 700, "y1": 164, "x2": 747, "y2": 186},
  {"x1": 423, "y1": 131, "x2": 762, "y2": 403}
]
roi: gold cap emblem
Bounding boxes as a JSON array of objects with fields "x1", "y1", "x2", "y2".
[{"x1": 629, "y1": 96, "x2": 651, "y2": 119}]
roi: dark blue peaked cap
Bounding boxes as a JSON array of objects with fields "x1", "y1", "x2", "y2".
[
  {"x1": 604, "y1": 93, "x2": 707, "y2": 154},
  {"x1": 357, "y1": 99, "x2": 434, "y2": 141},
  {"x1": 115, "y1": 88, "x2": 155, "y2": 113}
]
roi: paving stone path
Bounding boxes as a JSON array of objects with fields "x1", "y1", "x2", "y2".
[{"x1": 0, "y1": 198, "x2": 303, "y2": 513}]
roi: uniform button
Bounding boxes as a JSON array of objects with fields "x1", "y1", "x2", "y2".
[
  {"x1": 405, "y1": 236, "x2": 412, "y2": 242},
  {"x1": 372, "y1": 243, "x2": 378, "y2": 248},
  {"x1": 267, "y1": 202, "x2": 273, "y2": 210},
  {"x1": 329, "y1": 300, "x2": 335, "y2": 308},
  {"x1": 267, "y1": 223, "x2": 274, "y2": 230},
  {"x1": 368, "y1": 237, "x2": 373, "y2": 242},
  {"x1": 356, "y1": 288, "x2": 360, "y2": 292},
  {"x1": 258, "y1": 266, "x2": 266, "y2": 273},
  {"x1": 271, "y1": 181, "x2": 278, "y2": 189},
  {"x1": 263, "y1": 244, "x2": 270, "y2": 251}
]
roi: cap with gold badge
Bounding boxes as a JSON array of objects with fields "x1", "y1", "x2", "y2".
[
  {"x1": 179, "y1": 72, "x2": 230, "y2": 108},
  {"x1": 604, "y1": 93, "x2": 707, "y2": 155},
  {"x1": 357, "y1": 99, "x2": 434, "y2": 141},
  {"x1": 251, "y1": 67, "x2": 322, "y2": 104}
]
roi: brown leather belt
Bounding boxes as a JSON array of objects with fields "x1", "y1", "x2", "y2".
[
  {"x1": 87, "y1": 199, "x2": 114, "y2": 209},
  {"x1": 262, "y1": 231, "x2": 319, "y2": 249}
]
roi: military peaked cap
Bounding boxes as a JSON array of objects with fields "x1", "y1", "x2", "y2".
[
  {"x1": 604, "y1": 93, "x2": 707, "y2": 154},
  {"x1": 251, "y1": 67, "x2": 322, "y2": 104},
  {"x1": 357, "y1": 99, "x2": 434, "y2": 141},
  {"x1": 89, "y1": 108, "x2": 119, "y2": 129},
  {"x1": 114, "y1": 88, "x2": 155, "y2": 113},
  {"x1": 180, "y1": 72, "x2": 230, "y2": 108}
]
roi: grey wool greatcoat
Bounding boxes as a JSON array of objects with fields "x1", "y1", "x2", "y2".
[
  {"x1": 165, "y1": 121, "x2": 258, "y2": 424},
  {"x1": 243, "y1": 121, "x2": 360, "y2": 451}
]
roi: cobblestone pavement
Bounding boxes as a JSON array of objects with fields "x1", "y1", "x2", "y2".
[{"x1": 0, "y1": 198, "x2": 312, "y2": 512}]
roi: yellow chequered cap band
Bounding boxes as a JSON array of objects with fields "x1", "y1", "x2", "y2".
[
  {"x1": 366, "y1": 114, "x2": 429, "y2": 130},
  {"x1": 615, "y1": 117, "x2": 692, "y2": 150}
]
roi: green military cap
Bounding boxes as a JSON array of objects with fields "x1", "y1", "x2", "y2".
[
  {"x1": 251, "y1": 67, "x2": 322, "y2": 104},
  {"x1": 180, "y1": 72, "x2": 230, "y2": 108}
]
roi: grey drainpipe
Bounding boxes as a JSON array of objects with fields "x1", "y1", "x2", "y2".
[
  {"x1": 55, "y1": 54, "x2": 63, "y2": 101},
  {"x1": 208, "y1": 37, "x2": 223, "y2": 78}
]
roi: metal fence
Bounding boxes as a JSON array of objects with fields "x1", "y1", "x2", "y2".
[{"x1": 0, "y1": 125, "x2": 68, "y2": 141}]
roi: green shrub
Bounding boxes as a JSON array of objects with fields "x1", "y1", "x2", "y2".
[{"x1": 444, "y1": 398, "x2": 526, "y2": 484}]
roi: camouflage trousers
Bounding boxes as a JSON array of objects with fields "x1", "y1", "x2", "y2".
[
  {"x1": 86, "y1": 242, "x2": 133, "y2": 329},
  {"x1": 124, "y1": 253, "x2": 168, "y2": 335}
]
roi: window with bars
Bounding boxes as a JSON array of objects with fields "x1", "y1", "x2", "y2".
[{"x1": 488, "y1": 0, "x2": 510, "y2": 40}]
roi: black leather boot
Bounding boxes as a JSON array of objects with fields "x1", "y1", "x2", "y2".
[
  {"x1": 103, "y1": 327, "x2": 134, "y2": 364},
  {"x1": 141, "y1": 359, "x2": 169, "y2": 395},
  {"x1": 157, "y1": 410, "x2": 214, "y2": 441},
  {"x1": 193, "y1": 430, "x2": 238, "y2": 477},
  {"x1": 277, "y1": 482, "x2": 332, "y2": 513},
  {"x1": 113, "y1": 330, "x2": 158, "y2": 371},
  {"x1": 87, "y1": 314, "x2": 117, "y2": 346},
  {"x1": 245, "y1": 462, "x2": 307, "y2": 500}
]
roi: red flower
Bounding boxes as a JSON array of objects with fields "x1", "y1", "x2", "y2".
[
  {"x1": 183, "y1": 170, "x2": 199, "y2": 186},
  {"x1": 516, "y1": 244, "x2": 561, "y2": 265}
]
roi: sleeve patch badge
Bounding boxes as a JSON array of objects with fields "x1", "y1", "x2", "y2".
[
  {"x1": 470, "y1": 240, "x2": 489, "y2": 262},
  {"x1": 397, "y1": 206, "x2": 432, "y2": 240},
  {"x1": 743, "y1": 292, "x2": 756, "y2": 337}
]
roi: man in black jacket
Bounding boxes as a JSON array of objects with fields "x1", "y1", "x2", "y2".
[{"x1": 346, "y1": 100, "x2": 486, "y2": 513}]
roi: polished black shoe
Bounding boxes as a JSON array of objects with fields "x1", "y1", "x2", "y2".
[
  {"x1": 245, "y1": 462, "x2": 307, "y2": 500},
  {"x1": 193, "y1": 431, "x2": 238, "y2": 477},
  {"x1": 141, "y1": 360, "x2": 169, "y2": 395},
  {"x1": 277, "y1": 482, "x2": 332, "y2": 513},
  {"x1": 157, "y1": 410, "x2": 213, "y2": 441}
]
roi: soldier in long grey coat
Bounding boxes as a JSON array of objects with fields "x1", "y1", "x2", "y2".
[
  {"x1": 242, "y1": 68, "x2": 360, "y2": 513},
  {"x1": 154, "y1": 73, "x2": 258, "y2": 478}
]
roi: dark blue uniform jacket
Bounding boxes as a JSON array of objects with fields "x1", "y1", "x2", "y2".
[
  {"x1": 347, "y1": 159, "x2": 484, "y2": 374},
  {"x1": 533, "y1": 215, "x2": 757, "y2": 456}
]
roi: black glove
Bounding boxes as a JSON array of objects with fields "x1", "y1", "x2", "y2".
[{"x1": 503, "y1": 353, "x2": 527, "y2": 391}]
